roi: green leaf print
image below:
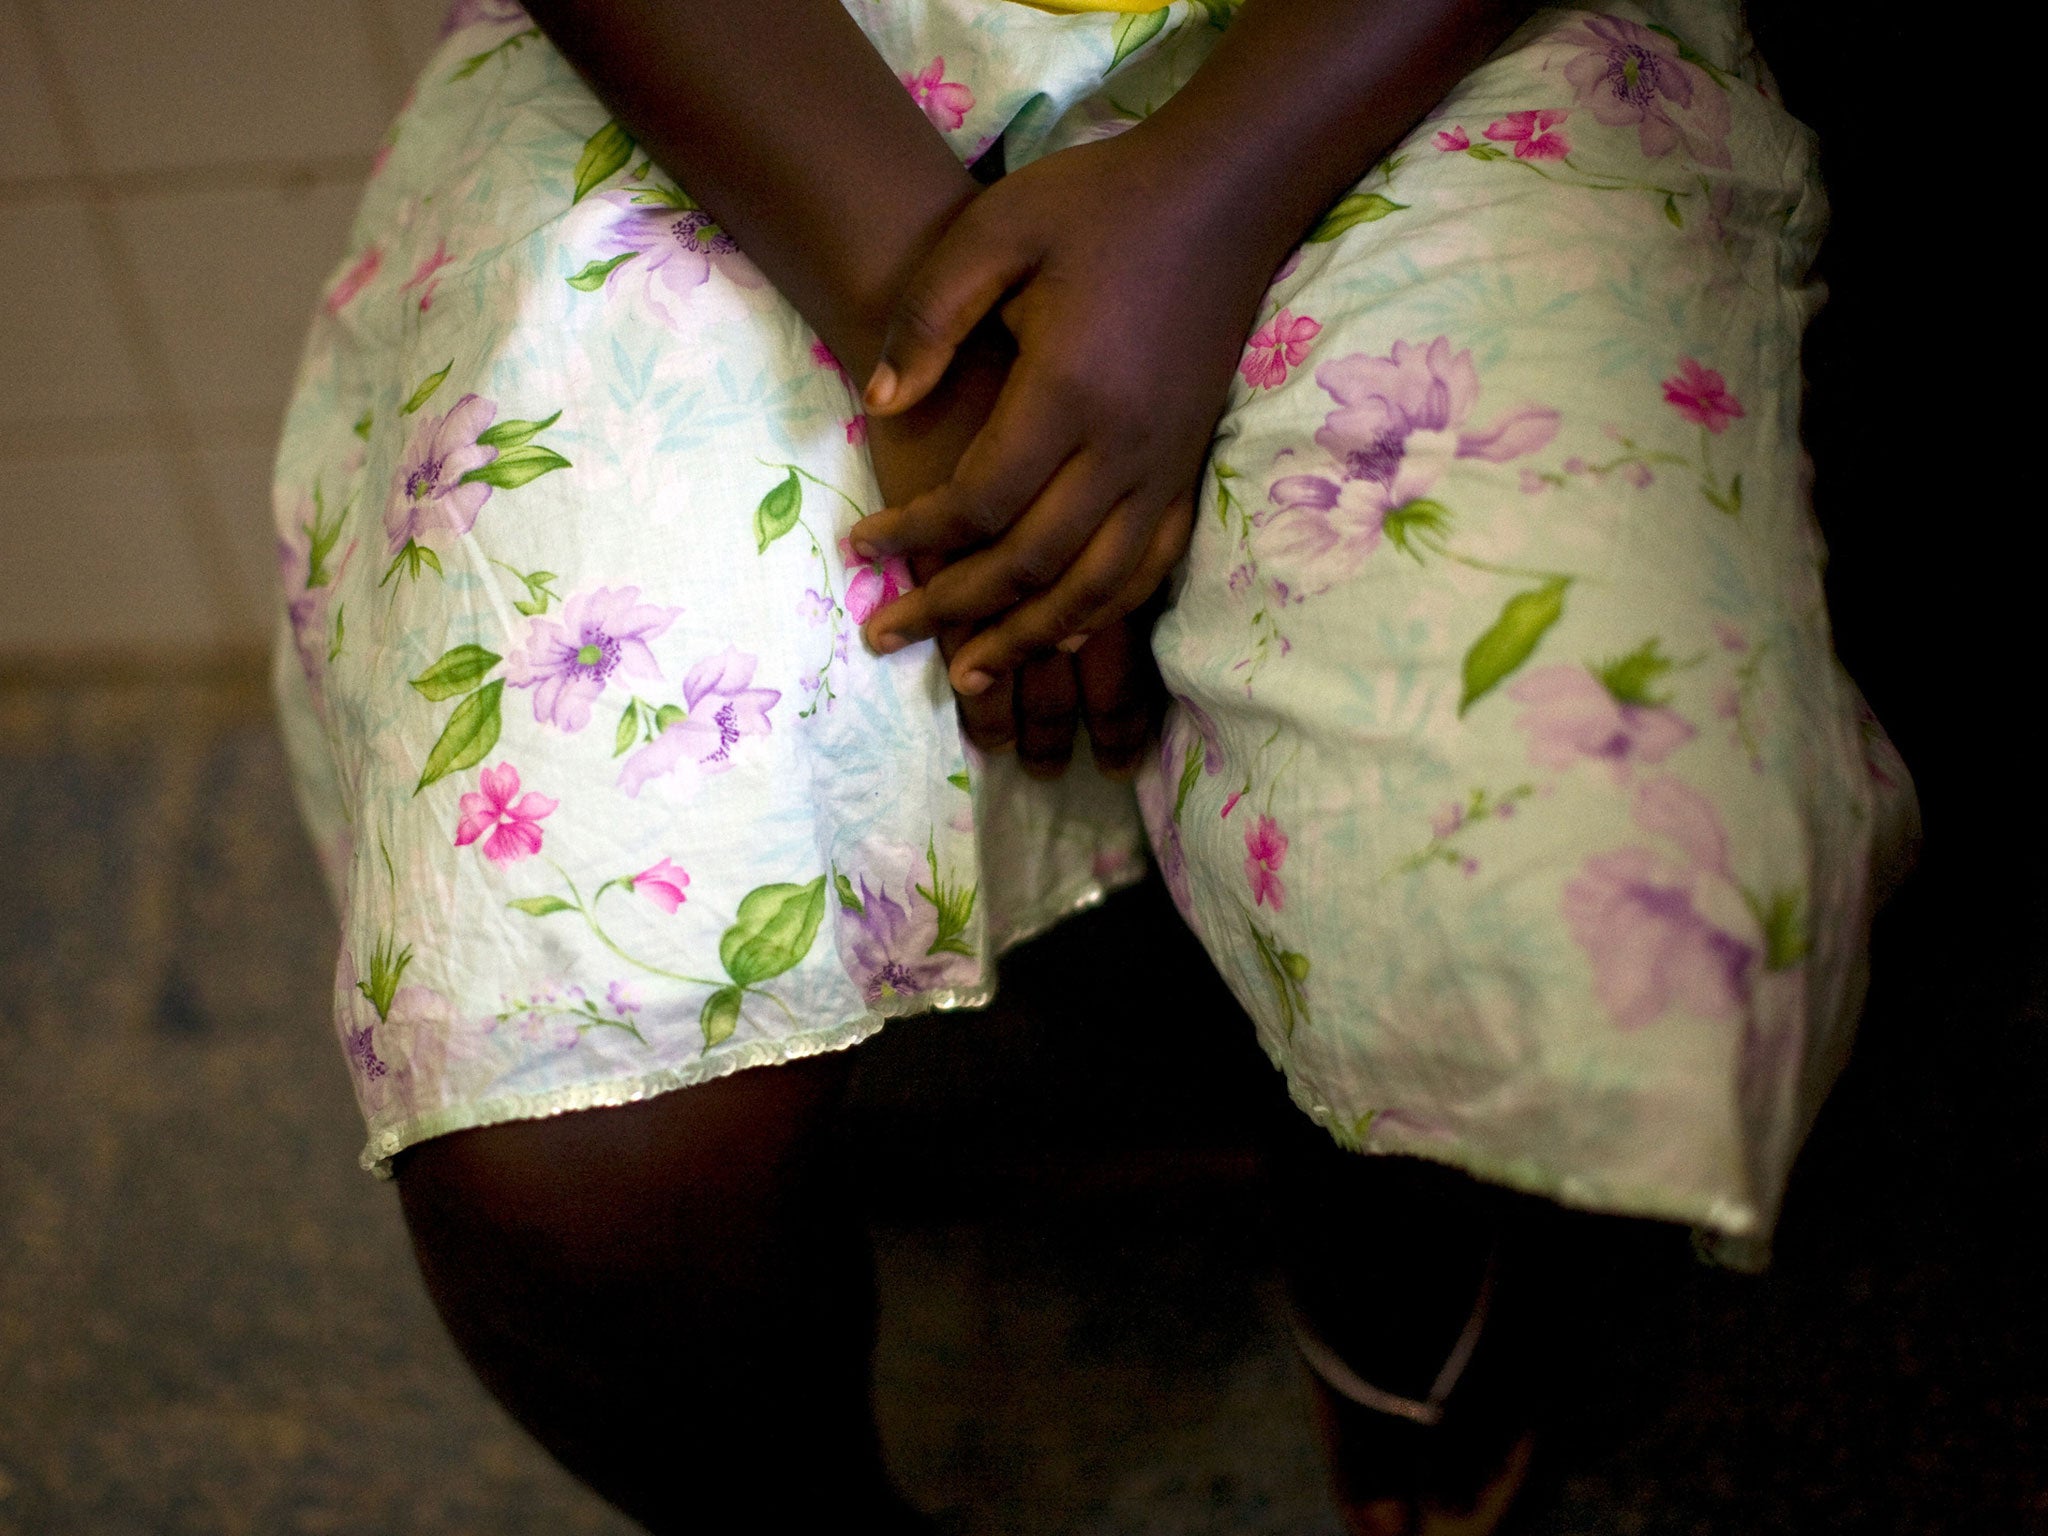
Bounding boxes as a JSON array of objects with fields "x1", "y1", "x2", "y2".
[
  {"x1": 1458, "y1": 577, "x2": 1570, "y2": 716},
  {"x1": 352, "y1": 409, "x2": 373, "y2": 441},
  {"x1": 460, "y1": 444, "x2": 572, "y2": 490},
  {"x1": 1109, "y1": 9, "x2": 1169, "y2": 68},
  {"x1": 1382, "y1": 499, "x2": 1451, "y2": 561},
  {"x1": 573, "y1": 120, "x2": 635, "y2": 204},
  {"x1": 1173, "y1": 738, "x2": 1203, "y2": 821},
  {"x1": 356, "y1": 933, "x2": 413, "y2": 1022},
  {"x1": 613, "y1": 703, "x2": 642, "y2": 758},
  {"x1": 410, "y1": 644, "x2": 502, "y2": 701},
  {"x1": 507, "y1": 895, "x2": 575, "y2": 917},
  {"x1": 654, "y1": 704, "x2": 685, "y2": 731},
  {"x1": 754, "y1": 469, "x2": 802, "y2": 553},
  {"x1": 1308, "y1": 192, "x2": 1408, "y2": 243},
  {"x1": 1595, "y1": 639, "x2": 1676, "y2": 708},
  {"x1": 416, "y1": 680, "x2": 504, "y2": 792},
  {"x1": 1746, "y1": 887, "x2": 1809, "y2": 972},
  {"x1": 947, "y1": 769, "x2": 971, "y2": 792},
  {"x1": 401, "y1": 361, "x2": 453, "y2": 416},
  {"x1": 834, "y1": 870, "x2": 865, "y2": 915},
  {"x1": 918, "y1": 836, "x2": 978, "y2": 959},
  {"x1": 700, "y1": 986, "x2": 743, "y2": 1048},
  {"x1": 719, "y1": 877, "x2": 827, "y2": 987},
  {"x1": 566, "y1": 252, "x2": 637, "y2": 291},
  {"x1": 1663, "y1": 193, "x2": 1684, "y2": 228},
  {"x1": 476, "y1": 411, "x2": 562, "y2": 450},
  {"x1": 449, "y1": 26, "x2": 540, "y2": 82},
  {"x1": 302, "y1": 483, "x2": 348, "y2": 589}
]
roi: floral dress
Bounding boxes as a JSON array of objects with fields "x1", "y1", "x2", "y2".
[{"x1": 273, "y1": 0, "x2": 1917, "y2": 1254}]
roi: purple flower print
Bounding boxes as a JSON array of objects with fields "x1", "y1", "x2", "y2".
[
  {"x1": 1558, "y1": 15, "x2": 1732, "y2": 169},
  {"x1": 591, "y1": 191, "x2": 764, "y2": 327},
  {"x1": 902, "y1": 58, "x2": 974, "y2": 133},
  {"x1": 335, "y1": 951, "x2": 455, "y2": 1118},
  {"x1": 617, "y1": 647, "x2": 780, "y2": 797},
  {"x1": 1562, "y1": 777, "x2": 1756, "y2": 1030},
  {"x1": 503, "y1": 585, "x2": 680, "y2": 732},
  {"x1": 1509, "y1": 665, "x2": 1694, "y2": 780},
  {"x1": 1261, "y1": 338, "x2": 1559, "y2": 588},
  {"x1": 606, "y1": 980, "x2": 642, "y2": 1016},
  {"x1": 1136, "y1": 748, "x2": 1200, "y2": 931},
  {"x1": 454, "y1": 762, "x2": 558, "y2": 866},
  {"x1": 384, "y1": 392, "x2": 497, "y2": 552},
  {"x1": 843, "y1": 873, "x2": 961, "y2": 1005},
  {"x1": 1434, "y1": 126, "x2": 1471, "y2": 152}
]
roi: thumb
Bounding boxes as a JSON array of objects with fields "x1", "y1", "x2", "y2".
[{"x1": 866, "y1": 207, "x2": 1034, "y2": 417}]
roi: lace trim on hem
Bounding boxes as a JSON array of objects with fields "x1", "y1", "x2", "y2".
[
  {"x1": 1291, "y1": 1088, "x2": 1767, "y2": 1257},
  {"x1": 359, "y1": 862, "x2": 1152, "y2": 1177}
]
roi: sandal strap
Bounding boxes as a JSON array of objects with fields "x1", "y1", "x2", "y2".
[{"x1": 1288, "y1": 1247, "x2": 1498, "y2": 1426}]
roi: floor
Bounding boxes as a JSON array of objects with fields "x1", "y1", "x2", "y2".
[{"x1": 0, "y1": 674, "x2": 2040, "y2": 1536}]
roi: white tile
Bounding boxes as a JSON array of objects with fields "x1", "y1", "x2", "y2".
[
  {"x1": 0, "y1": 2, "x2": 71, "y2": 180},
  {"x1": 0, "y1": 449, "x2": 229, "y2": 651},
  {"x1": 0, "y1": 200, "x2": 150, "y2": 426},
  {"x1": 193, "y1": 436, "x2": 284, "y2": 640},
  {"x1": 46, "y1": 0, "x2": 390, "y2": 175},
  {"x1": 112, "y1": 177, "x2": 363, "y2": 422}
]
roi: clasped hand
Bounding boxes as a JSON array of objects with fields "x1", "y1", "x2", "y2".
[{"x1": 854, "y1": 129, "x2": 1269, "y2": 762}]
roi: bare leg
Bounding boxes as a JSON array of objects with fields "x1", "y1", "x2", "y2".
[{"x1": 394, "y1": 1053, "x2": 927, "y2": 1534}]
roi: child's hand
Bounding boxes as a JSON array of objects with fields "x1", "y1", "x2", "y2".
[
  {"x1": 851, "y1": 131, "x2": 1276, "y2": 696},
  {"x1": 862, "y1": 327, "x2": 1161, "y2": 778}
]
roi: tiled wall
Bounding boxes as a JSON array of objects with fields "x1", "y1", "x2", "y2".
[{"x1": 0, "y1": 0, "x2": 451, "y2": 658}]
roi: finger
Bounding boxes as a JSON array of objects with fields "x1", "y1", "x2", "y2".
[
  {"x1": 1076, "y1": 622, "x2": 1157, "y2": 782},
  {"x1": 944, "y1": 499, "x2": 1178, "y2": 689},
  {"x1": 853, "y1": 368, "x2": 1079, "y2": 560},
  {"x1": 862, "y1": 452, "x2": 1134, "y2": 647},
  {"x1": 866, "y1": 206, "x2": 1038, "y2": 418},
  {"x1": 912, "y1": 551, "x2": 1016, "y2": 754},
  {"x1": 1012, "y1": 652, "x2": 1079, "y2": 781}
]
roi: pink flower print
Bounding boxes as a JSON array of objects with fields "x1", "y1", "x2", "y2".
[
  {"x1": 1662, "y1": 358, "x2": 1744, "y2": 434},
  {"x1": 1558, "y1": 15, "x2": 1732, "y2": 168},
  {"x1": 606, "y1": 980, "x2": 642, "y2": 1016},
  {"x1": 454, "y1": 763, "x2": 558, "y2": 867},
  {"x1": 1562, "y1": 777, "x2": 1754, "y2": 1030},
  {"x1": 811, "y1": 340, "x2": 851, "y2": 382},
  {"x1": 384, "y1": 392, "x2": 497, "y2": 552},
  {"x1": 1433, "y1": 126, "x2": 1471, "y2": 151},
  {"x1": 839, "y1": 537, "x2": 913, "y2": 625},
  {"x1": 1713, "y1": 621, "x2": 1748, "y2": 652},
  {"x1": 1240, "y1": 308, "x2": 1323, "y2": 390},
  {"x1": 1220, "y1": 790, "x2": 1243, "y2": 820},
  {"x1": 592, "y1": 191, "x2": 764, "y2": 327},
  {"x1": 503, "y1": 585, "x2": 680, "y2": 732},
  {"x1": 324, "y1": 246, "x2": 381, "y2": 315},
  {"x1": 1620, "y1": 460, "x2": 1654, "y2": 489},
  {"x1": 629, "y1": 857, "x2": 689, "y2": 913},
  {"x1": 902, "y1": 58, "x2": 974, "y2": 133},
  {"x1": 1431, "y1": 801, "x2": 1466, "y2": 840},
  {"x1": 400, "y1": 240, "x2": 454, "y2": 313},
  {"x1": 1509, "y1": 665, "x2": 1695, "y2": 781},
  {"x1": 1519, "y1": 468, "x2": 1551, "y2": 495},
  {"x1": 1244, "y1": 814, "x2": 1289, "y2": 910},
  {"x1": 617, "y1": 647, "x2": 780, "y2": 797},
  {"x1": 1484, "y1": 109, "x2": 1570, "y2": 160},
  {"x1": 1262, "y1": 337, "x2": 1559, "y2": 591},
  {"x1": 844, "y1": 414, "x2": 868, "y2": 446}
]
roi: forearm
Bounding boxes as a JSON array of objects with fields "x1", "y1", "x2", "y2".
[
  {"x1": 1134, "y1": 0, "x2": 1539, "y2": 277},
  {"x1": 522, "y1": 0, "x2": 978, "y2": 377}
]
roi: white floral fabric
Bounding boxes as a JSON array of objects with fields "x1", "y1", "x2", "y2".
[{"x1": 274, "y1": 0, "x2": 1915, "y2": 1248}]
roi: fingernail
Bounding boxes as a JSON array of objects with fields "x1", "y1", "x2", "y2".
[
  {"x1": 869, "y1": 630, "x2": 906, "y2": 656},
  {"x1": 956, "y1": 669, "x2": 993, "y2": 697},
  {"x1": 1057, "y1": 633, "x2": 1089, "y2": 654},
  {"x1": 863, "y1": 362, "x2": 898, "y2": 412},
  {"x1": 850, "y1": 537, "x2": 879, "y2": 559}
]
